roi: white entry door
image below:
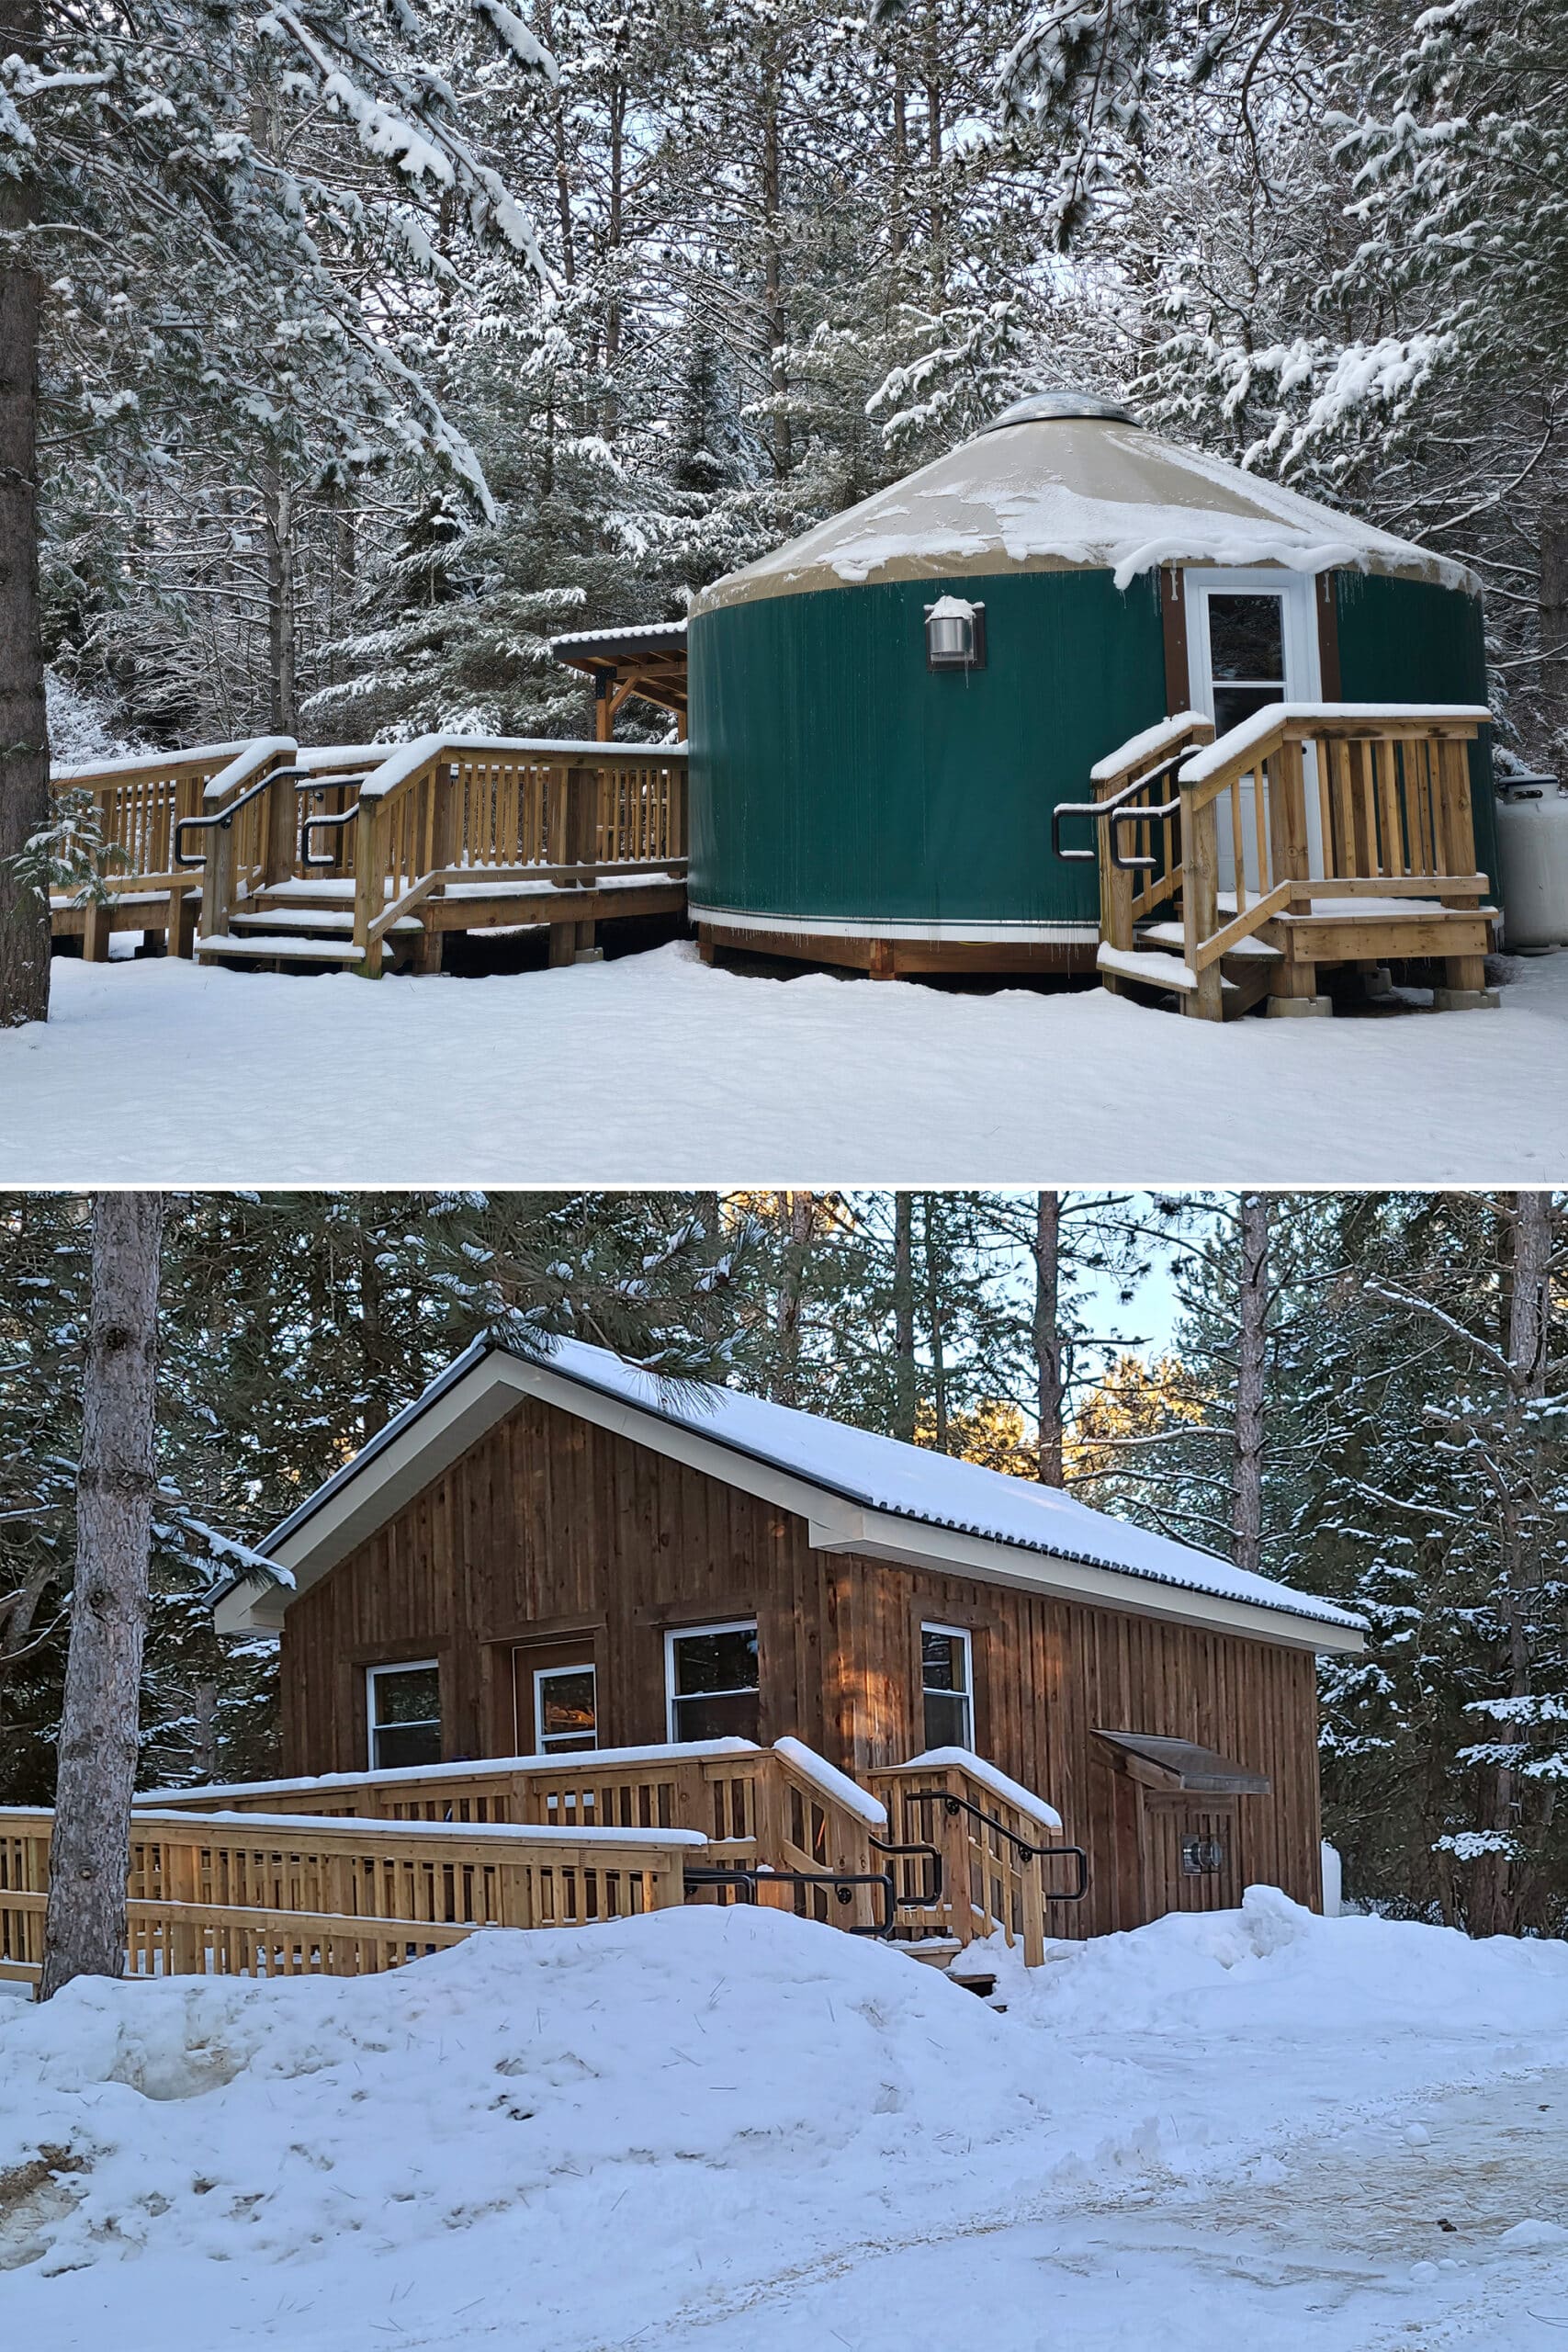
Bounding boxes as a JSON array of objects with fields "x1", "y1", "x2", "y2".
[{"x1": 1184, "y1": 570, "x2": 1323, "y2": 892}]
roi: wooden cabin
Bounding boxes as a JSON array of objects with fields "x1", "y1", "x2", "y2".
[{"x1": 213, "y1": 1339, "x2": 1362, "y2": 1939}]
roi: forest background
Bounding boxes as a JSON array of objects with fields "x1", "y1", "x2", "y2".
[
  {"x1": 16, "y1": 0, "x2": 1568, "y2": 770},
  {"x1": 3, "y1": 1187, "x2": 1564, "y2": 1941}
]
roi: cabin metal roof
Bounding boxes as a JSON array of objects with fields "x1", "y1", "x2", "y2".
[{"x1": 221, "y1": 1338, "x2": 1364, "y2": 1655}]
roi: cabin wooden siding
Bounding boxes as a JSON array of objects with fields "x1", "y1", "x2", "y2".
[{"x1": 279, "y1": 1393, "x2": 1324, "y2": 1936}]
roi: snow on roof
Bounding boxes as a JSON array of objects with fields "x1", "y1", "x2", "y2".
[
  {"x1": 689, "y1": 415, "x2": 1474, "y2": 616},
  {"x1": 255, "y1": 1337, "x2": 1362, "y2": 1639},
  {"x1": 551, "y1": 621, "x2": 689, "y2": 653}
]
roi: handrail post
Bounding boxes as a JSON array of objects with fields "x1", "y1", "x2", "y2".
[
  {"x1": 353, "y1": 797, "x2": 384, "y2": 977},
  {"x1": 1095, "y1": 771, "x2": 1136, "y2": 989},
  {"x1": 1181, "y1": 787, "x2": 1224, "y2": 1020},
  {"x1": 549, "y1": 760, "x2": 600, "y2": 967},
  {"x1": 201, "y1": 807, "x2": 235, "y2": 944}
]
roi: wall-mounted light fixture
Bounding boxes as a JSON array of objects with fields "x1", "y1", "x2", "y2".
[{"x1": 925, "y1": 594, "x2": 987, "y2": 672}]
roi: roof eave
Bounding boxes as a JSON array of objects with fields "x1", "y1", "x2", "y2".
[{"x1": 220, "y1": 1343, "x2": 1363, "y2": 1657}]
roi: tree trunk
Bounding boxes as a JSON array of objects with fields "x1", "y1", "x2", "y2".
[
  {"x1": 1477, "y1": 1188, "x2": 1554, "y2": 1937},
  {"x1": 1231, "y1": 1191, "x2": 1268, "y2": 1575},
  {"x1": 893, "y1": 1191, "x2": 916, "y2": 1440},
  {"x1": 1538, "y1": 499, "x2": 1568, "y2": 766},
  {"x1": 1032, "y1": 1192, "x2": 1065, "y2": 1485},
  {"x1": 773, "y1": 1191, "x2": 814, "y2": 1407},
  {"x1": 922, "y1": 1196, "x2": 948, "y2": 1451},
  {"x1": 38, "y1": 1191, "x2": 165, "y2": 2000},
  {"x1": 262, "y1": 453, "x2": 298, "y2": 736},
  {"x1": 0, "y1": 0, "x2": 51, "y2": 1032},
  {"x1": 760, "y1": 51, "x2": 792, "y2": 478}
]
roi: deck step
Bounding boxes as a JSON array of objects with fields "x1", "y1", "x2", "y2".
[
  {"x1": 195, "y1": 933, "x2": 364, "y2": 964},
  {"x1": 1097, "y1": 944, "x2": 1241, "y2": 996},
  {"x1": 898, "y1": 1936, "x2": 964, "y2": 1967},
  {"x1": 1137, "y1": 920, "x2": 1280, "y2": 961},
  {"x1": 229, "y1": 908, "x2": 423, "y2": 936}
]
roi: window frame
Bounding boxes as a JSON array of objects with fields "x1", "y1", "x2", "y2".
[
  {"x1": 365, "y1": 1657, "x2": 442, "y2": 1770},
  {"x1": 919, "y1": 1621, "x2": 975, "y2": 1753},
  {"x1": 664, "y1": 1616, "x2": 761, "y2": 1743},
  {"x1": 533, "y1": 1658, "x2": 600, "y2": 1755}
]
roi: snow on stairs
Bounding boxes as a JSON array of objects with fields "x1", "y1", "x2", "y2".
[
  {"x1": 1098, "y1": 922, "x2": 1280, "y2": 1019},
  {"x1": 195, "y1": 896, "x2": 424, "y2": 970}
]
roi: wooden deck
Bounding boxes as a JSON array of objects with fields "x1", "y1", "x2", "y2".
[
  {"x1": 49, "y1": 734, "x2": 689, "y2": 976},
  {"x1": 1066, "y1": 704, "x2": 1498, "y2": 1019},
  {"x1": 2, "y1": 1743, "x2": 1081, "y2": 1985}
]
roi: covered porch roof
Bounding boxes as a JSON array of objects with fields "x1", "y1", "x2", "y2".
[{"x1": 551, "y1": 620, "x2": 688, "y2": 738}]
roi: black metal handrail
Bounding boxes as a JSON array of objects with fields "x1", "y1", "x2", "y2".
[
  {"x1": 172, "y1": 764, "x2": 301, "y2": 868},
  {"x1": 683, "y1": 1864, "x2": 898, "y2": 1938},
  {"x1": 898, "y1": 1789, "x2": 1089, "y2": 1903},
  {"x1": 868, "y1": 1835, "x2": 943, "y2": 1908},
  {"x1": 1051, "y1": 747, "x2": 1188, "y2": 866},
  {"x1": 299, "y1": 789, "x2": 367, "y2": 870},
  {"x1": 1108, "y1": 792, "x2": 1181, "y2": 874}
]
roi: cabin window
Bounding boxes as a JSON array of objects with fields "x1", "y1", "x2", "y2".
[
  {"x1": 534, "y1": 1662, "x2": 598, "y2": 1754},
  {"x1": 366, "y1": 1660, "x2": 441, "y2": 1770},
  {"x1": 1203, "y1": 593, "x2": 1287, "y2": 736},
  {"x1": 666, "y1": 1620, "x2": 760, "y2": 1743},
  {"x1": 920, "y1": 1625, "x2": 974, "y2": 1750}
]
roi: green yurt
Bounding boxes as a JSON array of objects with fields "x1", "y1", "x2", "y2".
[{"x1": 686, "y1": 392, "x2": 1495, "y2": 975}]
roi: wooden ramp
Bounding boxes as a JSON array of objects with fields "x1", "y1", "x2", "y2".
[
  {"x1": 1058, "y1": 704, "x2": 1499, "y2": 1020},
  {"x1": 49, "y1": 734, "x2": 689, "y2": 977},
  {"x1": 3, "y1": 1745, "x2": 1086, "y2": 1986}
]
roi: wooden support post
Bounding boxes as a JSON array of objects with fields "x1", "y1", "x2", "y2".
[
  {"x1": 353, "y1": 800, "x2": 384, "y2": 978},
  {"x1": 1180, "y1": 794, "x2": 1224, "y2": 1021},
  {"x1": 81, "y1": 898, "x2": 113, "y2": 962},
  {"x1": 869, "y1": 938, "x2": 897, "y2": 980},
  {"x1": 1095, "y1": 778, "x2": 1135, "y2": 996},
  {"x1": 263, "y1": 761, "x2": 296, "y2": 886},
  {"x1": 169, "y1": 886, "x2": 197, "y2": 960},
  {"x1": 563, "y1": 762, "x2": 600, "y2": 962},
  {"x1": 202, "y1": 817, "x2": 235, "y2": 945}
]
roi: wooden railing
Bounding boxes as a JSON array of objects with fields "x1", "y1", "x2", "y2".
[
  {"x1": 48, "y1": 742, "x2": 246, "y2": 956},
  {"x1": 50, "y1": 733, "x2": 687, "y2": 969},
  {"x1": 1, "y1": 1805, "x2": 697, "y2": 1984},
  {"x1": 1086, "y1": 710, "x2": 1215, "y2": 978},
  {"x1": 137, "y1": 1741, "x2": 888, "y2": 1932},
  {"x1": 1175, "y1": 704, "x2": 1492, "y2": 1017},
  {"x1": 866, "y1": 1755, "x2": 1079, "y2": 1969},
  {"x1": 1081, "y1": 703, "x2": 1494, "y2": 1019},
  {"x1": 350, "y1": 736, "x2": 689, "y2": 974}
]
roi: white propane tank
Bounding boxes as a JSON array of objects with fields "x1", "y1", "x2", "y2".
[{"x1": 1496, "y1": 775, "x2": 1568, "y2": 949}]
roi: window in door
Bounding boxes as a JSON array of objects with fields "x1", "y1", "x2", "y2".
[
  {"x1": 920, "y1": 1624, "x2": 974, "y2": 1750},
  {"x1": 666, "y1": 1620, "x2": 760, "y2": 1742},
  {"x1": 534, "y1": 1661, "x2": 598, "y2": 1754},
  {"x1": 1204, "y1": 594, "x2": 1289, "y2": 736},
  {"x1": 366, "y1": 1660, "x2": 441, "y2": 1770}
]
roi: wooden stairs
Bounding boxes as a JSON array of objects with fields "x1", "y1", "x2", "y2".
[{"x1": 1063, "y1": 704, "x2": 1500, "y2": 1020}]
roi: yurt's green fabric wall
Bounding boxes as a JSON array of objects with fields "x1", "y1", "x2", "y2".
[
  {"x1": 688, "y1": 570, "x2": 1168, "y2": 926},
  {"x1": 1334, "y1": 573, "x2": 1499, "y2": 887}
]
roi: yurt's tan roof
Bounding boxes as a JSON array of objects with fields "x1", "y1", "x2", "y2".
[{"x1": 691, "y1": 412, "x2": 1472, "y2": 616}]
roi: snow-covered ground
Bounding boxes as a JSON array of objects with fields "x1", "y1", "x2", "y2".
[
  {"x1": 3, "y1": 941, "x2": 1565, "y2": 1182},
  {"x1": 5, "y1": 1893, "x2": 1568, "y2": 2351}
]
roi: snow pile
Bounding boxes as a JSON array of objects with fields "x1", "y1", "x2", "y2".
[
  {"x1": 6, "y1": 1894, "x2": 1568, "y2": 2350},
  {"x1": 0, "y1": 1909, "x2": 1040, "y2": 2298}
]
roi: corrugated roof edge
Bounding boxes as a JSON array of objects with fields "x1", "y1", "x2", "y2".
[{"x1": 228, "y1": 1340, "x2": 1363, "y2": 1638}]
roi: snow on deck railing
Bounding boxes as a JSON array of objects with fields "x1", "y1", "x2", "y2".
[
  {"x1": 130, "y1": 1807, "x2": 708, "y2": 1848},
  {"x1": 200, "y1": 735, "x2": 298, "y2": 806},
  {"x1": 357, "y1": 734, "x2": 688, "y2": 799},
  {"x1": 135, "y1": 1738, "x2": 762, "y2": 1809},
  {"x1": 893, "y1": 1749, "x2": 1065, "y2": 1833},
  {"x1": 773, "y1": 1736, "x2": 887, "y2": 1829},
  {"x1": 1177, "y1": 702, "x2": 1492, "y2": 787},
  {"x1": 1089, "y1": 709, "x2": 1210, "y2": 785}
]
